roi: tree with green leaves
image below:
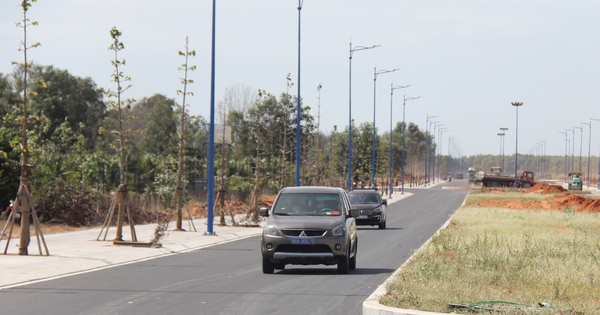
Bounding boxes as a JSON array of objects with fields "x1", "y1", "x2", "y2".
[
  {"x1": 174, "y1": 37, "x2": 195, "y2": 231},
  {"x1": 105, "y1": 26, "x2": 136, "y2": 242},
  {"x1": 7, "y1": 0, "x2": 47, "y2": 256}
]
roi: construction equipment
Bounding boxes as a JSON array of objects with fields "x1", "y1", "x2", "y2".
[
  {"x1": 568, "y1": 172, "x2": 583, "y2": 191},
  {"x1": 481, "y1": 170, "x2": 535, "y2": 188}
]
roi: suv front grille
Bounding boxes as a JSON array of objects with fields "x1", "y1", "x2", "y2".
[
  {"x1": 277, "y1": 244, "x2": 332, "y2": 253},
  {"x1": 282, "y1": 229, "x2": 326, "y2": 237},
  {"x1": 360, "y1": 210, "x2": 373, "y2": 215}
]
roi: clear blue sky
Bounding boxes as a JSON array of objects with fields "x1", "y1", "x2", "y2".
[{"x1": 1, "y1": 0, "x2": 599, "y2": 157}]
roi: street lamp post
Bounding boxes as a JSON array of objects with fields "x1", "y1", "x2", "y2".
[
  {"x1": 295, "y1": 0, "x2": 303, "y2": 186},
  {"x1": 592, "y1": 118, "x2": 600, "y2": 189},
  {"x1": 581, "y1": 121, "x2": 592, "y2": 187},
  {"x1": 574, "y1": 126, "x2": 583, "y2": 173},
  {"x1": 425, "y1": 115, "x2": 438, "y2": 186},
  {"x1": 388, "y1": 83, "x2": 410, "y2": 198},
  {"x1": 206, "y1": 0, "x2": 217, "y2": 235},
  {"x1": 500, "y1": 127, "x2": 508, "y2": 171},
  {"x1": 571, "y1": 128, "x2": 576, "y2": 174},
  {"x1": 437, "y1": 127, "x2": 448, "y2": 181},
  {"x1": 432, "y1": 122, "x2": 444, "y2": 183},
  {"x1": 348, "y1": 41, "x2": 379, "y2": 191},
  {"x1": 497, "y1": 132, "x2": 505, "y2": 168},
  {"x1": 559, "y1": 131, "x2": 568, "y2": 183},
  {"x1": 401, "y1": 95, "x2": 421, "y2": 194},
  {"x1": 565, "y1": 129, "x2": 573, "y2": 174},
  {"x1": 511, "y1": 102, "x2": 523, "y2": 188},
  {"x1": 372, "y1": 67, "x2": 400, "y2": 188}
]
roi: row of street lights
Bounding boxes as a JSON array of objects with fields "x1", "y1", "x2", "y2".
[{"x1": 559, "y1": 119, "x2": 600, "y2": 189}]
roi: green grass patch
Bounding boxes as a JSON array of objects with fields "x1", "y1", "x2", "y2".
[
  {"x1": 380, "y1": 193, "x2": 600, "y2": 314},
  {"x1": 466, "y1": 191, "x2": 557, "y2": 205}
]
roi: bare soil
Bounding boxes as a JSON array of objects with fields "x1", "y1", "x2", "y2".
[{"x1": 471, "y1": 183, "x2": 600, "y2": 212}]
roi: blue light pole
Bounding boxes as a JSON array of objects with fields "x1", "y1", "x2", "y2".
[
  {"x1": 511, "y1": 102, "x2": 523, "y2": 188},
  {"x1": 372, "y1": 67, "x2": 400, "y2": 188},
  {"x1": 388, "y1": 83, "x2": 410, "y2": 198},
  {"x1": 295, "y1": 0, "x2": 303, "y2": 186},
  {"x1": 206, "y1": 0, "x2": 217, "y2": 235},
  {"x1": 348, "y1": 41, "x2": 379, "y2": 191},
  {"x1": 401, "y1": 95, "x2": 421, "y2": 194}
]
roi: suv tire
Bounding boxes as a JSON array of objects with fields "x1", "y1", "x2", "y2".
[
  {"x1": 262, "y1": 258, "x2": 275, "y2": 274},
  {"x1": 378, "y1": 220, "x2": 386, "y2": 229},
  {"x1": 337, "y1": 250, "x2": 350, "y2": 274},
  {"x1": 349, "y1": 244, "x2": 357, "y2": 271}
]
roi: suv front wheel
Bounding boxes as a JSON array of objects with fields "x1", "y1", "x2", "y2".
[{"x1": 262, "y1": 258, "x2": 275, "y2": 274}]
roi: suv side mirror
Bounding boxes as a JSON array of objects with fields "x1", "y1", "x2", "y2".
[
  {"x1": 349, "y1": 209, "x2": 360, "y2": 218},
  {"x1": 258, "y1": 207, "x2": 269, "y2": 217},
  {"x1": 382, "y1": 199, "x2": 388, "y2": 206}
]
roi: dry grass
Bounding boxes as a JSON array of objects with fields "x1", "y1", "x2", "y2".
[{"x1": 380, "y1": 192, "x2": 600, "y2": 314}]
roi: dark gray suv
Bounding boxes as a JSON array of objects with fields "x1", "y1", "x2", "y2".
[
  {"x1": 259, "y1": 186, "x2": 359, "y2": 274},
  {"x1": 347, "y1": 188, "x2": 387, "y2": 229}
]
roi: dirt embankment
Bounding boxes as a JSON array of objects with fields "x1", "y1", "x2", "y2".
[{"x1": 475, "y1": 183, "x2": 600, "y2": 213}]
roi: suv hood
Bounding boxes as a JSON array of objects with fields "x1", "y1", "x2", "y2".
[{"x1": 350, "y1": 204, "x2": 381, "y2": 210}]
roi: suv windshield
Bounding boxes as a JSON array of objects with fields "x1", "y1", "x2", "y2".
[
  {"x1": 272, "y1": 193, "x2": 342, "y2": 216},
  {"x1": 348, "y1": 193, "x2": 380, "y2": 204}
]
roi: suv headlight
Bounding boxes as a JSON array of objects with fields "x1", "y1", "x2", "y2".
[
  {"x1": 331, "y1": 224, "x2": 345, "y2": 237},
  {"x1": 264, "y1": 225, "x2": 280, "y2": 236}
]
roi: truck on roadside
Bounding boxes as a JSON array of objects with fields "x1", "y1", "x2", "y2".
[{"x1": 481, "y1": 170, "x2": 535, "y2": 188}]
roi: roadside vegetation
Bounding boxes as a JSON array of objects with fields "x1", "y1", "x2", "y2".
[{"x1": 380, "y1": 190, "x2": 600, "y2": 314}]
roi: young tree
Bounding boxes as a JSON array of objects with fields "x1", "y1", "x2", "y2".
[
  {"x1": 174, "y1": 37, "x2": 195, "y2": 231},
  {"x1": 105, "y1": 26, "x2": 136, "y2": 241},
  {"x1": 12, "y1": 0, "x2": 43, "y2": 255}
]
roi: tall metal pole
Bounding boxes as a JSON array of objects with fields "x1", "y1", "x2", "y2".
[
  {"x1": 425, "y1": 115, "x2": 438, "y2": 186},
  {"x1": 581, "y1": 121, "x2": 591, "y2": 187},
  {"x1": 206, "y1": 0, "x2": 217, "y2": 235},
  {"x1": 500, "y1": 127, "x2": 508, "y2": 171},
  {"x1": 574, "y1": 126, "x2": 583, "y2": 173},
  {"x1": 372, "y1": 67, "x2": 399, "y2": 188},
  {"x1": 511, "y1": 102, "x2": 523, "y2": 188},
  {"x1": 401, "y1": 95, "x2": 421, "y2": 194},
  {"x1": 571, "y1": 128, "x2": 576, "y2": 174},
  {"x1": 348, "y1": 42, "x2": 379, "y2": 191},
  {"x1": 295, "y1": 0, "x2": 303, "y2": 186},
  {"x1": 497, "y1": 133, "x2": 504, "y2": 168},
  {"x1": 592, "y1": 118, "x2": 600, "y2": 189},
  {"x1": 437, "y1": 128, "x2": 448, "y2": 181},
  {"x1": 559, "y1": 131, "x2": 567, "y2": 183},
  {"x1": 388, "y1": 84, "x2": 410, "y2": 198}
]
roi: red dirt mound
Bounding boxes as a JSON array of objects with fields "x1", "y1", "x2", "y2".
[
  {"x1": 559, "y1": 194, "x2": 586, "y2": 208},
  {"x1": 541, "y1": 185, "x2": 567, "y2": 194},
  {"x1": 527, "y1": 183, "x2": 549, "y2": 193},
  {"x1": 577, "y1": 199, "x2": 600, "y2": 213}
]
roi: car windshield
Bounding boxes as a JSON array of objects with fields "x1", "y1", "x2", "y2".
[
  {"x1": 348, "y1": 193, "x2": 379, "y2": 204},
  {"x1": 272, "y1": 193, "x2": 342, "y2": 216}
]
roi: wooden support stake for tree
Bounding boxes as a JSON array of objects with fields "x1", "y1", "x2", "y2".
[{"x1": 1, "y1": 184, "x2": 49, "y2": 256}]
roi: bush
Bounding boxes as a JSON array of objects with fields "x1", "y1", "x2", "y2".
[{"x1": 36, "y1": 184, "x2": 100, "y2": 227}]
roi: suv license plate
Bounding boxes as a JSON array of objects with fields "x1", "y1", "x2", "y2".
[
  {"x1": 358, "y1": 215, "x2": 368, "y2": 219},
  {"x1": 291, "y1": 238, "x2": 314, "y2": 245}
]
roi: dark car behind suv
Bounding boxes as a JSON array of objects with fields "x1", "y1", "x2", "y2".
[{"x1": 347, "y1": 188, "x2": 387, "y2": 229}]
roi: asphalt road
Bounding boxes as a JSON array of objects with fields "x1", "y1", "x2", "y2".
[{"x1": 0, "y1": 185, "x2": 468, "y2": 315}]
